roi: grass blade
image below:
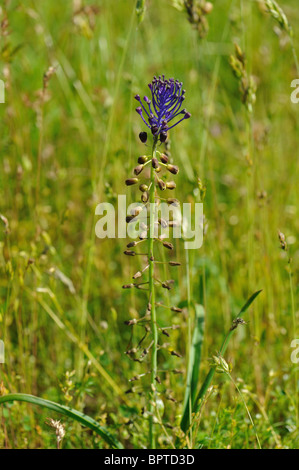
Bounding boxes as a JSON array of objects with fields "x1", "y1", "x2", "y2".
[
  {"x1": 0, "y1": 393, "x2": 123, "y2": 449},
  {"x1": 180, "y1": 303, "x2": 205, "y2": 433}
]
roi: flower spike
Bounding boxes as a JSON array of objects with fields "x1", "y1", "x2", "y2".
[{"x1": 135, "y1": 76, "x2": 191, "y2": 141}]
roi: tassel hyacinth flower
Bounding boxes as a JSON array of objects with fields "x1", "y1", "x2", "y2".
[{"x1": 124, "y1": 76, "x2": 191, "y2": 448}]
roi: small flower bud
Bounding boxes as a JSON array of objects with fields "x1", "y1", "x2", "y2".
[
  {"x1": 171, "y1": 350, "x2": 182, "y2": 358},
  {"x1": 160, "y1": 132, "x2": 167, "y2": 143},
  {"x1": 141, "y1": 191, "x2": 149, "y2": 203},
  {"x1": 278, "y1": 230, "x2": 287, "y2": 250},
  {"x1": 124, "y1": 319, "x2": 137, "y2": 326},
  {"x1": 139, "y1": 131, "x2": 147, "y2": 143},
  {"x1": 129, "y1": 375, "x2": 141, "y2": 382},
  {"x1": 122, "y1": 284, "x2": 134, "y2": 289},
  {"x1": 162, "y1": 282, "x2": 171, "y2": 290},
  {"x1": 167, "y1": 198, "x2": 180, "y2": 206},
  {"x1": 125, "y1": 178, "x2": 139, "y2": 186},
  {"x1": 160, "y1": 154, "x2": 169, "y2": 164},
  {"x1": 131, "y1": 206, "x2": 143, "y2": 216},
  {"x1": 126, "y1": 215, "x2": 135, "y2": 223},
  {"x1": 133, "y1": 271, "x2": 142, "y2": 279},
  {"x1": 163, "y1": 241, "x2": 174, "y2": 250},
  {"x1": 166, "y1": 181, "x2": 176, "y2": 190},
  {"x1": 167, "y1": 164, "x2": 179, "y2": 175},
  {"x1": 152, "y1": 157, "x2": 159, "y2": 169},
  {"x1": 158, "y1": 218, "x2": 168, "y2": 228},
  {"x1": 171, "y1": 306, "x2": 182, "y2": 312},
  {"x1": 158, "y1": 179, "x2": 166, "y2": 191},
  {"x1": 151, "y1": 124, "x2": 159, "y2": 135},
  {"x1": 127, "y1": 241, "x2": 137, "y2": 248},
  {"x1": 124, "y1": 250, "x2": 136, "y2": 256},
  {"x1": 138, "y1": 155, "x2": 148, "y2": 164},
  {"x1": 134, "y1": 164, "x2": 144, "y2": 175},
  {"x1": 169, "y1": 261, "x2": 181, "y2": 266},
  {"x1": 139, "y1": 183, "x2": 148, "y2": 192},
  {"x1": 139, "y1": 231, "x2": 147, "y2": 240},
  {"x1": 203, "y1": 2, "x2": 213, "y2": 14}
]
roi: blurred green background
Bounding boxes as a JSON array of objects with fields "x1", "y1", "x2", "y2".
[{"x1": 0, "y1": 0, "x2": 299, "y2": 448}]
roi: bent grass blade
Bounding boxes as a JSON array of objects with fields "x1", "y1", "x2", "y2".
[{"x1": 0, "y1": 393, "x2": 123, "y2": 449}]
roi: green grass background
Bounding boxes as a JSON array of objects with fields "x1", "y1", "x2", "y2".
[{"x1": 0, "y1": 0, "x2": 299, "y2": 448}]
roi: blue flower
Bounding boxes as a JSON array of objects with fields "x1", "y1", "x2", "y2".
[{"x1": 135, "y1": 75, "x2": 191, "y2": 140}]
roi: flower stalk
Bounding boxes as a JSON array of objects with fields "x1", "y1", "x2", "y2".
[{"x1": 148, "y1": 136, "x2": 158, "y2": 448}]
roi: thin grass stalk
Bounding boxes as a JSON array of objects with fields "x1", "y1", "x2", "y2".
[
  {"x1": 192, "y1": 290, "x2": 262, "y2": 418},
  {"x1": 77, "y1": 3, "x2": 137, "y2": 379},
  {"x1": 226, "y1": 372, "x2": 261, "y2": 449}
]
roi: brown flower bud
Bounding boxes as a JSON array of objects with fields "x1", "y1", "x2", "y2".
[
  {"x1": 125, "y1": 178, "x2": 138, "y2": 186},
  {"x1": 134, "y1": 164, "x2": 144, "y2": 175},
  {"x1": 167, "y1": 198, "x2": 180, "y2": 206},
  {"x1": 162, "y1": 282, "x2": 171, "y2": 290},
  {"x1": 124, "y1": 250, "x2": 136, "y2": 256},
  {"x1": 141, "y1": 191, "x2": 149, "y2": 203},
  {"x1": 166, "y1": 181, "x2": 176, "y2": 190},
  {"x1": 138, "y1": 155, "x2": 148, "y2": 164},
  {"x1": 163, "y1": 241, "x2": 174, "y2": 250},
  {"x1": 152, "y1": 157, "x2": 159, "y2": 169},
  {"x1": 158, "y1": 179, "x2": 166, "y2": 191},
  {"x1": 169, "y1": 261, "x2": 181, "y2": 266},
  {"x1": 127, "y1": 241, "x2": 138, "y2": 248},
  {"x1": 167, "y1": 164, "x2": 179, "y2": 175},
  {"x1": 160, "y1": 153, "x2": 169, "y2": 164}
]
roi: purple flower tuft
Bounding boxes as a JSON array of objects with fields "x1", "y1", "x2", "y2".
[{"x1": 135, "y1": 75, "x2": 191, "y2": 139}]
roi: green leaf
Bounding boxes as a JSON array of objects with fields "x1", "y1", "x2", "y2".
[{"x1": 0, "y1": 393, "x2": 123, "y2": 449}]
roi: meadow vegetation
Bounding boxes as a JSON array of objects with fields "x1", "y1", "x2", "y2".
[{"x1": 0, "y1": 0, "x2": 299, "y2": 449}]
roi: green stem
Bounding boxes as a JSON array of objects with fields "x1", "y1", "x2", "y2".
[{"x1": 148, "y1": 137, "x2": 158, "y2": 449}]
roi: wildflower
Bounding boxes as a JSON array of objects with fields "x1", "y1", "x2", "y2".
[{"x1": 135, "y1": 75, "x2": 191, "y2": 140}]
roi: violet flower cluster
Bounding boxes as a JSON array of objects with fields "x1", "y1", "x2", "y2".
[{"x1": 135, "y1": 75, "x2": 191, "y2": 142}]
